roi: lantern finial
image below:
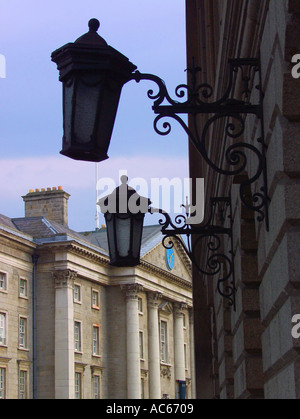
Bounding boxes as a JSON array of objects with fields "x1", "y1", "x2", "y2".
[
  {"x1": 120, "y1": 175, "x2": 128, "y2": 185},
  {"x1": 88, "y1": 18, "x2": 100, "y2": 32}
]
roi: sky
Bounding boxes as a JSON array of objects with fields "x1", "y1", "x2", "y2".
[{"x1": 0, "y1": 0, "x2": 189, "y2": 232}]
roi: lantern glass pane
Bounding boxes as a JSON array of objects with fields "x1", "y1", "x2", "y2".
[
  {"x1": 132, "y1": 216, "x2": 144, "y2": 260},
  {"x1": 63, "y1": 77, "x2": 74, "y2": 144},
  {"x1": 74, "y1": 74, "x2": 103, "y2": 144},
  {"x1": 115, "y1": 216, "x2": 131, "y2": 258},
  {"x1": 106, "y1": 216, "x2": 116, "y2": 261}
]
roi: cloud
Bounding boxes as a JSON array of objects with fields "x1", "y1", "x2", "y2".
[{"x1": 0, "y1": 154, "x2": 191, "y2": 230}]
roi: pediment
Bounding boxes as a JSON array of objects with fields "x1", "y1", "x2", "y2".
[{"x1": 141, "y1": 236, "x2": 192, "y2": 281}]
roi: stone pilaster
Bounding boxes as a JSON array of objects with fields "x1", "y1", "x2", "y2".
[
  {"x1": 121, "y1": 284, "x2": 143, "y2": 399},
  {"x1": 174, "y1": 303, "x2": 187, "y2": 385},
  {"x1": 147, "y1": 292, "x2": 163, "y2": 399},
  {"x1": 189, "y1": 308, "x2": 196, "y2": 399},
  {"x1": 53, "y1": 269, "x2": 77, "y2": 399}
]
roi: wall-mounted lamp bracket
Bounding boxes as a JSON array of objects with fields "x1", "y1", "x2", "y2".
[
  {"x1": 151, "y1": 197, "x2": 236, "y2": 310},
  {"x1": 131, "y1": 57, "x2": 269, "y2": 231}
]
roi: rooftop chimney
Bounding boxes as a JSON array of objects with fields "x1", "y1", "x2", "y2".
[{"x1": 22, "y1": 187, "x2": 70, "y2": 226}]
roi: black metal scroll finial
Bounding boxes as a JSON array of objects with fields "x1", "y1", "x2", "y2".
[{"x1": 88, "y1": 18, "x2": 100, "y2": 32}]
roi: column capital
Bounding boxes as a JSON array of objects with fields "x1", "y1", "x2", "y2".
[
  {"x1": 174, "y1": 302, "x2": 188, "y2": 317},
  {"x1": 147, "y1": 291, "x2": 163, "y2": 308},
  {"x1": 53, "y1": 269, "x2": 77, "y2": 289},
  {"x1": 121, "y1": 283, "x2": 144, "y2": 300}
]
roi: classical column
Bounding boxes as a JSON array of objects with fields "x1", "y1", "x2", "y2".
[
  {"x1": 189, "y1": 308, "x2": 196, "y2": 399},
  {"x1": 174, "y1": 303, "x2": 187, "y2": 386},
  {"x1": 53, "y1": 269, "x2": 77, "y2": 399},
  {"x1": 147, "y1": 292, "x2": 162, "y2": 399},
  {"x1": 122, "y1": 284, "x2": 143, "y2": 399}
]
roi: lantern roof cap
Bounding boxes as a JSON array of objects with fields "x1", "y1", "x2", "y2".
[
  {"x1": 98, "y1": 176, "x2": 151, "y2": 214},
  {"x1": 75, "y1": 18, "x2": 108, "y2": 47}
]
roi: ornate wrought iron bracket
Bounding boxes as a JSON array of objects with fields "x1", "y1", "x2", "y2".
[
  {"x1": 150, "y1": 197, "x2": 236, "y2": 310},
  {"x1": 131, "y1": 57, "x2": 269, "y2": 231}
]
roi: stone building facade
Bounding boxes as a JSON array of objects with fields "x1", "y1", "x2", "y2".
[
  {"x1": 186, "y1": 0, "x2": 300, "y2": 399},
  {"x1": 0, "y1": 187, "x2": 194, "y2": 399}
]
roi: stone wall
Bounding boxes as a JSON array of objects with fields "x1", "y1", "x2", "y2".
[{"x1": 186, "y1": 0, "x2": 300, "y2": 399}]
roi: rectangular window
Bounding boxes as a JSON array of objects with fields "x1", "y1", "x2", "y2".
[
  {"x1": 19, "y1": 317, "x2": 27, "y2": 349},
  {"x1": 93, "y1": 375, "x2": 100, "y2": 399},
  {"x1": 73, "y1": 284, "x2": 81, "y2": 303},
  {"x1": 19, "y1": 370, "x2": 27, "y2": 399},
  {"x1": 0, "y1": 272, "x2": 7, "y2": 291},
  {"x1": 138, "y1": 297, "x2": 143, "y2": 313},
  {"x1": 0, "y1": 313, "x2": 6, "y2": 346},
  {"x1": 160, "y1": 321, "x2": 168, "y2": 363},
  {"x1": 139, "y1": 331, "x2": 144, "y2": 359},
  {"x1": 141, "y1": 378, "x2": 145, "y2": 399},
  {"x1": 92, "y1": 325, "x2": 100, "y2": 356},
  {"x1": 0, "y1": 368, "x2": 6, "y2": 399},
  {"x1": 184, "y1": 343, "x2": 187, "y2": 369},
  {"x1": 92, "y1": 290, "x2": 99, "y2": 309},
  {"x1": 75, "y1": 372, "x2": 82, "y2": 399},
  {"x1": 19, "y1": 278, "x2": 27, "y2": 298},
  {"x1": 74, "y1": 321, "x2": 81, "y2": 352}
]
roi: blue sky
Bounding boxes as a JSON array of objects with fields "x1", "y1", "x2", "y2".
[{"x1": 0, "y1": 0, "x2": 189, "y2": 231}]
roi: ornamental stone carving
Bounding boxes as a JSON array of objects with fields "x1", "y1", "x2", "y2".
[
  {"x1": 147, "y1": 291, "x2": 163, "y2": 308},
  {"x1": 52, "y1": 269, "x2": 77, "y2": 289},
  {"x1": 160, "y1": 365, "x2": 172, "y2": 380},
  {"x1": 121, "y1": 284, "x2": 144, "y2": 300},
  {"x1": 174, "y1": 302, "x2": 188, "y2": 317}
]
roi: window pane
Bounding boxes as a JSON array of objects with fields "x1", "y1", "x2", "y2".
[
  {"x1": 0, "y1": 368, "x2": 5, "y2": 399},
  {"x1": 139, "y1": 332, "x2": 144, "y2": 359},
  {"x1": 160, "y1": 321, "x2": 168, "y2": 362},
  {"x1": 19, "y1": 318, "x2": 27, "y2": 348},
  {"x1": 75, "y1": 372, "x2": 81, "y2": 399},
  {"x1": 92, "y1": 291, "x2": 99, "y2": 308},
  {"x1": 93, "y1": 326, "x2": 99, "y2": 355},
  {"x1": 0, "y1": 314, "x2": 6, "y2": 346},
  {"x1": 74, "y1": 322, "x2": 81, "y2": 352},
  {"x1": 93, "y1": 375, "x2": 100, "y2": 399},
  {"x1": 19, "y1": 371, "x2": 27, "y2": 399},
  {"x1": 0, "y1": 273, "x2": 6, "y2": 291},
  {"x1": 20, "y1": 279, "x2": 27, "y2": 297}
]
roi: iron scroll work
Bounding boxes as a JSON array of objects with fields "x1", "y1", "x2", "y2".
[
  {"x1": 152, "y1": 198, "x2": 236, "y2": 310},
  {"x1": 130, "y1": 57, "x2": 268, "y2": 309},
  {"x1": 130, "y1": 57, "x2": 269, "y2": 232}
]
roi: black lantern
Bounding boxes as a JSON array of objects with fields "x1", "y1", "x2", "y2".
[
  {"x1": 98, "y1": 176, "x2": 151, "y2": 267},
  {"x1": 51, "y1": 19, "x2": 137, "y2": 162}
]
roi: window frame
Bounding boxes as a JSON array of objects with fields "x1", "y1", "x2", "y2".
[
  {"x1": 138, "y1": 297, "x2": 143, "y2": 314},
  {"x1": 139, "y1": 330, "x2": 144, "y2": 360},
  {"x1": 74, "y1": 320, "x2": 82, "y2": 353},
  {"x1": 160, "y1": 320, "x2": 168, "y2": 364},
  {"x1": 92, "y1": 374, "x2": 101, "y2": 399},
  {"x1": 19, "y1": 277, "x2": 28, "y2": 299},
  {"x1": 73, "y1": 283, "x2": 81, "y2": 304},
  {"x1": 0, "y1": 312, "x2": 7, "y2": 347},
  {"x1": 92, "y1": 324, "x2": 100, "y2": 357},
  {"x1": 75, "y1": 371, "x2": 82, "y2": 399},
  {"x1": 19, "y1": 316, "x2": 28, "y2": 350},
  {"x1": 19, "y1": 370, "x2": 28, "y2": 399},
  {"x1": 0, "y1": 271, "x2": 7, "y2": 293},
  {"x1": 0, "y1": 367, "x2": 6, "y2": 399},
  {"x1": 91, "y1": 289, "x2": 100, "y2": 310}
]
